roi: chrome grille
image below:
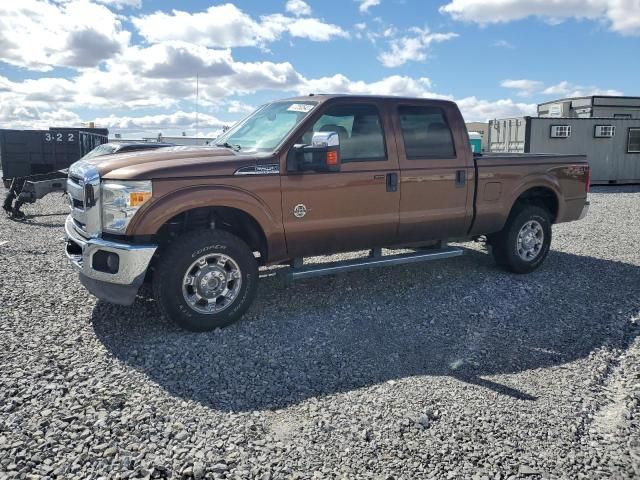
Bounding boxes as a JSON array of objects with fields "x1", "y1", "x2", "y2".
[{"x1": 67, "y1": 160, "x2": 101, "y2": 237}]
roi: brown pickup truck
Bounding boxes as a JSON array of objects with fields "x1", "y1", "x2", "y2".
[{"x1": 65, "y1": 95, "x2": 590, "y2": 331}]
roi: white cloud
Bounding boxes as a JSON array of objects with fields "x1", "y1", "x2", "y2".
[
  {"x1": 300, "y1": 75, "x2": 536, "y2": 121},
  {"x1": 132, "y1": 3, "x2": 348, "y2": 47},
  {"x1": 285, "y1": 0, "x2": 312, "y2": 16},
  {"x1": 300, "y1": 74, "x2": 443, "y2": 98},
  {"x1": 94, "y1": 111, "x2": 227, "y2": 130},
  {"x1": 378, "y1": 27, "x2": 458, "y2": 67},
  {"x1": 0, "y1": 69, "x2": 545, "y2": 133},
  {"x1": 261, "y1": 14, "x2": 350, "y2": 41},
  {"x1": 93, "y1": 56, "x2": 300, "y2": 107},
  {"x1": 121, "y1": 42, "x2": 236, "y2": 79},
  {"x1": 94, "y1": 0, "x2": 141, "y2": 8},
  {"x1": 131, "y1": 4, "x2": 273, "y2": 47},
  {"x1": 0, "y1": 100, "x2": 83, "y2": 129},
  {"x1": 0, "y1": 0, "x2": 130, "y2": 71},
  {"x1": 227, "y1": 101, "x2": 256, "y2": 114},
  {"x1": 0, "y1": 97, "x2": 227, "y2": 138},
  {"x1": 357, "y1": 0, "x2": 381, "y2": 13},
  {"x1": 456, "y1": 97, "x2": 537, "y2": 121},
  {"x1": 541, "y1": 81, "x2": 623, "y2": 97},
  {"x1": 0, "y1": 44, "x2": 306, "y2": 111},
  {"x1": 499, "y1": 78, "x2": 623, "y2": 98},
  {"x1": 93, "y1": 111, "x2": 231, "y2": 139},
  {"x1": 500, "y1": 79, "x2": 544, "y2": 96},
  {"x1": 0, "y1": 0, "x2": 617, "y2": 137},
  {"x1": 440, "y1": 0, "x2": 640, "y2": 36},
  {"x1": 492, "y1": 39, "x2": 515, "y2": 49}
]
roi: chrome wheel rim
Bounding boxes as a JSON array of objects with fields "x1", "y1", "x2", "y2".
[
  {"x1": 516, "y1": 220, "x2": 544, "y2": 261},
  {"x1": 182, "y1": 253, "x2": 242, "y2": 314}
]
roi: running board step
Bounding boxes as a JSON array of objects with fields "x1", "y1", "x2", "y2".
[{"x1": 285, "y1": 247, "x2": 464, "y2": 282}]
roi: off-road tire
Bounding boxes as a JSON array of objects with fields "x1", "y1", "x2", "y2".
[
  {"x1": 152, "y1": 230, "x2": 258, "y2": 331},
  {"x1": 490, "y1": 205, "x2": 552, "y2": 274}
]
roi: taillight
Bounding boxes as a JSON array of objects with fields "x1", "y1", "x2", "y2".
[{"x1": 585, "y1": 165, "x2": 591, "y2": 193}]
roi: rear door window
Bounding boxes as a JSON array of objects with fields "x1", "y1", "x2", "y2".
[{"x1": 398, "y1": 106, "x2": 456, "y2": 159}]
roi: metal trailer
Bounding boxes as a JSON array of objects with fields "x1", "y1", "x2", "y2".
[{"x1": 1, "y1": 128, "x2": 108, "y2": 218}]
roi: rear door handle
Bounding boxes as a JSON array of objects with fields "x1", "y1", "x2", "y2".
[
  {"x1": 455, "y1": 169, "x2": 466, "y2": 188},
  {"x1": 386, "y1": 172, "x2": 398, "y2": 192}
]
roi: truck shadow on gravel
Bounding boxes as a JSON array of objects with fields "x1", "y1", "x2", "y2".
[{"x1": 91, "y1": 249, "x2": 640, "y2": 412}]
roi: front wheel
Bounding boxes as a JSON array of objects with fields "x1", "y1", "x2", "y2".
[
  {"x1": 489, "y1": 205, "x2": 552, "y2": 274},
  {"x1": 152, "y1": 230, "x2": 258, "y2": 331}
]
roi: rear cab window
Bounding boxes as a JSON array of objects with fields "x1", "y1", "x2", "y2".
[{"x1": 397, "y1": 105, "x2": 456, "y2": 159}]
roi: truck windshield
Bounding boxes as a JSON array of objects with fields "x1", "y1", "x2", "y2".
[
  {"x1": 215, "y1": 101, "x2": 317, "y2": 153},
  {"x1": 81, "y1": 143, "x2": 118, "y2": 160}
]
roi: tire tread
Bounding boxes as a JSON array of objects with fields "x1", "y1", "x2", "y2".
[{"x1": 490, "y1": 204, "x2": 552, "y2": 274}]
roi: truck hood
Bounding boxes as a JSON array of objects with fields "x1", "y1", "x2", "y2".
[{"x1": 86, "y1": 146, "x2": 276, "y2": 179}]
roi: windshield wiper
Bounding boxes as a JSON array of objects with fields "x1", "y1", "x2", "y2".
[{"x1": 216, "y1": 142, "x2": 241, "y2": 151}]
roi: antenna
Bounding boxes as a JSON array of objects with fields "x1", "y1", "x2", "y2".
[{"x1": 195, "y1": 73, "x2": 199, "y2": 137}]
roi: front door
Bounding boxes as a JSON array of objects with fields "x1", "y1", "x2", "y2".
[
  {"x1": 392, "y1": 102, "x2": 473, "y2": 243},
  {"x1": 281, "y1": 101, "x2": 400, "y2": 258}
]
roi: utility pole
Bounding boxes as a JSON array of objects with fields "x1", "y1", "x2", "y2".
[{"x1": 195, "y1": 73, "x2": 199, "y2": 137}]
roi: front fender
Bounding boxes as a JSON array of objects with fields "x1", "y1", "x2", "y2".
[{"x1": 127, "y1": 183, "x2": 287, "y2": 263}]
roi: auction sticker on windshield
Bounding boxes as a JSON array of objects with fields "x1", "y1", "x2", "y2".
[{"x1": 287, "y1": 103, "x2": 315, "y2": 113}]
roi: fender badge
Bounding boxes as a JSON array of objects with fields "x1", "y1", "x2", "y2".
[{"x1": 293, "y1": 204, "x2": 308, "y2": 218}]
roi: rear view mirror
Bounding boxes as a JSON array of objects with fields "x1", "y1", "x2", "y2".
[{"x1": 288, "y1": 131, "x2": 341, "y2": 173}]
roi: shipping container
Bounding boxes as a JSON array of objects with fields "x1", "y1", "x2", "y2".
[
  {"x1": 487, "y1": 117, "x2": 640, "y2": 184},
  {"x1": 0, "y1": 127, "x2": 108, "y2": 185}
]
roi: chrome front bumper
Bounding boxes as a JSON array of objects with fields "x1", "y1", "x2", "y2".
[{"x1": 64, "y1": 214, "x2": 157, "y2": 287}]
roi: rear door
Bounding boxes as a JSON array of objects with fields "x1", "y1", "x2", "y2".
[
  {"x1": 280, "y1": 100, "x2": 400, "y2": 257},
  {"x1": 392, "y1": 101, "x2": 473, "y2": 243}
]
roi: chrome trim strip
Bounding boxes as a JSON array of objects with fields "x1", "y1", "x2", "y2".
[
  {"x1": 65, "y1": 215, "x2": 157, "y2": 286},
  {"x1": 234, "y1": 164, "x2": 280, "y2": 175}
]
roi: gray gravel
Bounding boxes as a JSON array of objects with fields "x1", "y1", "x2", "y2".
[{"x1": 0, "y1": 186, "x2": 639, "y2": 479}]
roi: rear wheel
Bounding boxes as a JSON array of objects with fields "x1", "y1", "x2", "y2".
[
  {"x1": 153, "y1": 230, "x2": 258, "y2": 331},
  {"x1": 489, "y1": 205, "x2": 552, "y2": 274}
]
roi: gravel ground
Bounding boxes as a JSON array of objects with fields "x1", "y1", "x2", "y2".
[{"x1": 0, "y1": 185, "x2": 639, "y2": 479}]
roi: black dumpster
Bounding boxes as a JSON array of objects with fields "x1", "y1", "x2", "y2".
[{"x1": 0, "y1": 127, "x2": 108, "y2": 186}]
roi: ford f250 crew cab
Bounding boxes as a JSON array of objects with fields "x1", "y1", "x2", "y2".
[{"x1": 65, "y1": 95, "x2": 590, "y2": 331}]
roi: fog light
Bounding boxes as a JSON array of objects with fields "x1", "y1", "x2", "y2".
[
  {"x1": 93, "y1": 250, "x2": 120, "y2": 274},
  {"x1": 106, "y1": 253, "x2": 119, "y2": 273}
]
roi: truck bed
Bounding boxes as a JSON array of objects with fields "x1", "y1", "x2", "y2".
[
  {"x1": 476, "y1": 152, "x2": 587, "y2": 165},
  {"x1": 470, "y1": 152, "x2": 589, "y2": 236}
]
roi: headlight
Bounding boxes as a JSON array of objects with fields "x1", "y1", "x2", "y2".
[{"x1": 101, "y1": 180, "x2": 152, "y2": 234}]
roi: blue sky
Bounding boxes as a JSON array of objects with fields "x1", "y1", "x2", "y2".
[{"x1": 0, "y1": 0, "x2": 638, "y2": 138}]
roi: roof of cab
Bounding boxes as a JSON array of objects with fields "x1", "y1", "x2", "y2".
[{"x1": 278, "y1": 93, "x2": 457, "y2": 106}]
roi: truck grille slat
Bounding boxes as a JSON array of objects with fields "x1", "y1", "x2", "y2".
[{"x1": 67, "y1": 161, "x2": 101, "y2": 237}]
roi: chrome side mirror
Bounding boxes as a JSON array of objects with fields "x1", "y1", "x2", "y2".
[{"x1": 311, "y1": 131, "x2": 340, "y2": 148}]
